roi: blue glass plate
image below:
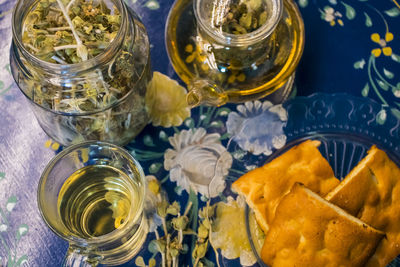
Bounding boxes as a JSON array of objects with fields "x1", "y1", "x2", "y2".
[
  {"x1": 123, "y1": 92, "x2": 399, "y2": 267},
  {"x1": 243, "y1": 93, "x2": 400, "y2": 267}
]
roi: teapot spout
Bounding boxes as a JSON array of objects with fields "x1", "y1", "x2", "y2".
[{"x1": 186, "y1": 79, "x2": 228, "y2": 107}]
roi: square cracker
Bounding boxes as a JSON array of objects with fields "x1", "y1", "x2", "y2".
[
  {"x1": 262, "y1": 183, "x2": 384, "y2": 267},
  {"x1": 232, "y1": 140, "x2": 339, "y2": 233},
  {"x1": 326, "y1": 146, "x2": 400, "y2": 267}
]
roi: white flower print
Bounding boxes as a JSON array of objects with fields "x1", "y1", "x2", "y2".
[
  {"x1": 226, "y1": 100, "x2": 287, "y2": 155},
  {"x1": 164, "y1": 128, "x2": 232, "y2": 198}
]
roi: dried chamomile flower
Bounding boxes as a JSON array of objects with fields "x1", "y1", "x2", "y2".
[
  {"x1": 22, "y1": 0, "x2": 121, "y2": 64},
  {"x1": 214, "y1": 0, "x2": 268, "y2": 34}
]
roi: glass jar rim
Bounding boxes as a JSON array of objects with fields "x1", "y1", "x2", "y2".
[
  {"x1": 193, "y1": 0, "x2": 283, "y2": 46},
  {"x1": 11, "y1": 0, "x2": 128, "y2": 75},
  {"x1": 37, "y1": 140, "x2": 146, "y2": 246}
]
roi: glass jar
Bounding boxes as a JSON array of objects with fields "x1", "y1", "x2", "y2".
[
  {"x1": 166, "y1": 0, "x2": 304, "y2": 106},
  {"x1": 195, "y1": 0, "x2": 282, "y2": 70},
  {"x1": 10, "y1": 0, "x2": 151, "y2": 146}
]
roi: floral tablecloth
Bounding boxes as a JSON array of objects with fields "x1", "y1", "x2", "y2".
[{"x1": 0, "y1": 0, "x2": 399, "y2": 266}]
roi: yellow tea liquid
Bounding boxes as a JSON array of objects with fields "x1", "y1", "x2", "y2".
[
  {"x1": 57, "y1": 165, "x2": 141, "y2": 238},
  {"x1": 166, "y1": 0, "x2": 304, "y2": 103}
]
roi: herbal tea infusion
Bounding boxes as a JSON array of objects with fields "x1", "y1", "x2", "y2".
[
  {"x1": 11, "y1": 0, "x2": 151, "y2": 146},
  {"x1": 166, "y1": 0, "x2": 304, "y2": 106},
  {"x1": 38, "y1": 141, "x2": 148, "y2": 265},
  {"x1": 58, "y1": 165, "x2": 141, "y2": 238}
]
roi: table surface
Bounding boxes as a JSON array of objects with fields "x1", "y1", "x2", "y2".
[{"x1": 0, "y1": 0, "x2": 400, "y2": 266}]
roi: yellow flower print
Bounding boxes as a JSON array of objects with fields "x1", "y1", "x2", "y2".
[
  {"x1": 44, "y1": 139, "x2": 60, "y2": 151},
  {"x1": 322, "y1": 7, "x2": 344, "y2": 27},
  {"x1": 145, "y1": 72, "x2": 191, "y2": 128},
  {"x1": 371, "y1": 32, "x2": 393, "y2": 57}
]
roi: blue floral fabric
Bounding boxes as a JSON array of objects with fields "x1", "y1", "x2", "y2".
[{"x1": 0, "y1": 0, "x2": 399, "y2": 266}]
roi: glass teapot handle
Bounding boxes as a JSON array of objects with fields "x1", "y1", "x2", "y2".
[
  {"x1": 63, "y1": 246, "x2": 101, "y2": 267},
  {"x1": 186, "y1": 78, "x2": 228, "y2": 107}
]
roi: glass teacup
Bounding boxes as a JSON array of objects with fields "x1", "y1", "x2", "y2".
[{"x1": 38, "y1": 141, "x2": 148, "y2": 266}]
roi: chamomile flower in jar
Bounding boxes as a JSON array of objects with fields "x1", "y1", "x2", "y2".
[{"x1": 10, "y1": 0, "x2": 151, "y2": 146}]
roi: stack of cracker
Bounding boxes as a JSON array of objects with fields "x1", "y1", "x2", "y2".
[{"x1": 233, "y1": 140, "x2": 400, "y2": 267}]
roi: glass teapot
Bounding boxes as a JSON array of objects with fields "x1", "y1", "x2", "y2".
[{"x1": 166, "y1": 0, "x2": 304, "y2": 107}]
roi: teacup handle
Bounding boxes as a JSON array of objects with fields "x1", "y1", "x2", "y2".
[{"x1": 63, "y1": 246, "x2": 101, "y2": 267}]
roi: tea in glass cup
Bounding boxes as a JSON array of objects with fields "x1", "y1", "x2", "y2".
[{"x1": 38, "y1": 141, "x2": 148, "y2": 266}]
